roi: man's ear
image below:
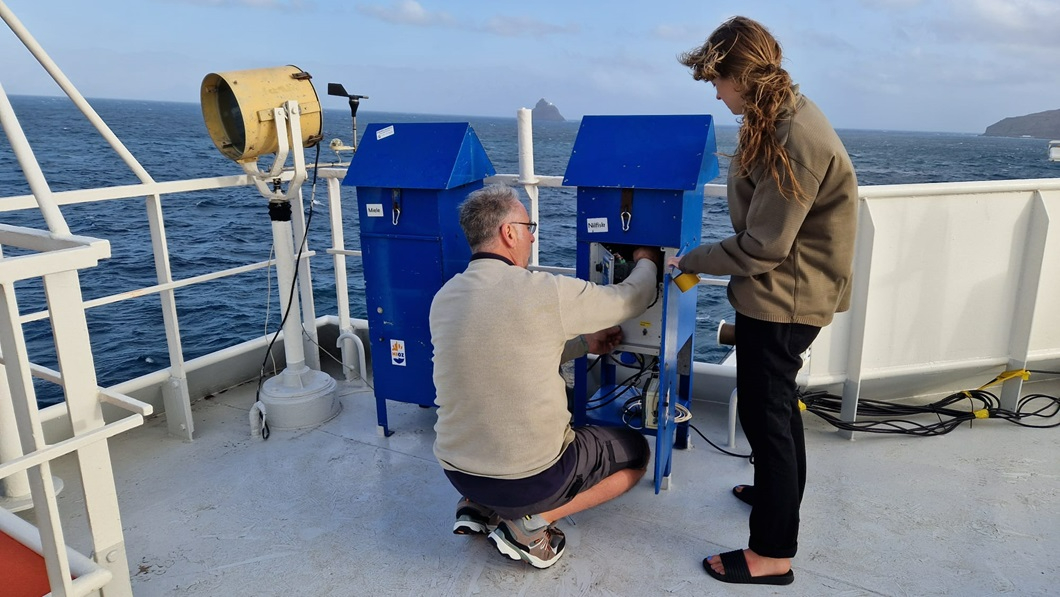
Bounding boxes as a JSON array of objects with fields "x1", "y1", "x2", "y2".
[{"x1": 500, "y1": 223, "x2": 518, "y2": 248}]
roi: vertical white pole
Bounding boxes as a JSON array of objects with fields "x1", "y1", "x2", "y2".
[
  {"x1": 291, "y1": 186, "x2": 320, "y2": 370},
  {"x1": 517, "y1": 108, "x2": 540, "y2": 266},
  {"x1": 0, "y1": 363, "x2": 32, "y2": 506},
  {"x1": 270, "y1": 206, "x2": 308, "y2": 379},
  {"x1": 144, "y1": 195, "x2": 193, "y2": 440},
  {"x1": 327, "y1": 177, "x2": 361, "y2": 383},
  {"x1": 45, "y1": 270, "x2": 134, "y2": 596}
]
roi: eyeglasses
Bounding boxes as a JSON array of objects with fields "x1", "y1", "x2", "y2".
[{"x1": 508, "y1": 221, "x2": 538, "y2": 235}]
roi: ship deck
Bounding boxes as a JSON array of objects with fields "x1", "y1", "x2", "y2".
[{"x1": 30, "y1": 369, "x2": 1060, "y2": 596}]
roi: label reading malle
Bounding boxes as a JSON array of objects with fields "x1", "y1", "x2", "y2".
[{"x1": 587, "y1": 217, "x2": 608, "y2": 233}]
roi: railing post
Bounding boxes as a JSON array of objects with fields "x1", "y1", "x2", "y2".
[
  {"x1": 1001, "y1": 192, "x2": 1051, "y2": 410},
  {"x1": 45, "y1": 269, "x2": 133, "y2": 596},
  {"x1": 144, "y1": 193, "x2": 194, "y2": 440},
  {"x1": 292, "y1": 186, "x2": 321, "y2": 370},
  {"x1": 326, "y1": 176, "x2": 365, "y2": 384}
]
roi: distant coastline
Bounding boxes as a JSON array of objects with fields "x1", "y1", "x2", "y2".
[
  {"x1": 10, "y1": 94, "x2": 1056, "y2": 138},
  {"x1": 983, "y1": 108, "x2": 1060, "y2": 139}
]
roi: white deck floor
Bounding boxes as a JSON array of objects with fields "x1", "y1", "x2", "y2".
[{"x1": 32, "y1": 373, "x2": 1060, "y2": 596}]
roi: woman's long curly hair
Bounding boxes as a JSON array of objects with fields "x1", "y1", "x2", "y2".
[{"x1": 678, "y1": 16, "x2": 804, "y2": 203}]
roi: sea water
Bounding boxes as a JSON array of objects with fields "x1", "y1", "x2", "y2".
[{"x1": 1, "y1": 96, "x2": 1056, "y2": 406}]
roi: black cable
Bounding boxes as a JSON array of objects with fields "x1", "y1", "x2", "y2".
[
  {"x1": 987, "y1": 394, "x2": 1060, "y2": 428},
  {"x1": 799, "y1": 386, "x2": 1060, "y2": 436},
  {"x1": 688, "y1": 423, "x2": 753, "y2": 460},
  {"x1": 585, "y1": 357, "x2": 657, "y2": 411}
]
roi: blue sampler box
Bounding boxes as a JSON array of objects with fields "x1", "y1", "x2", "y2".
[
  {"x1": 563, "y1": 114, "x2": 719, "y2": 492},
  {"x1": 342, "y1": 122, "x2": 495, "y2": 435}
]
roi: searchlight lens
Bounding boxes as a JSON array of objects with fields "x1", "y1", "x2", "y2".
[
  {"x1": 201, "y1": 65, "x2": 322, "y2": 162},
  {"x1": 216, "y1": 79, "x2": 246, "y2": 156}
]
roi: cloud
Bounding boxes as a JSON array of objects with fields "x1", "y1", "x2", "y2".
[
  {"x1": 356, "y1": 0, "x2": 454, "y2": 27},
  {"x1": 938, "y1": 0, "x2": 1060, "y2": 49}
]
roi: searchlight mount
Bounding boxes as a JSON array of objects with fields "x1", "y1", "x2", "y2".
[{"x1": 200, "y1": 65, "x2": 338, "y2": 433}]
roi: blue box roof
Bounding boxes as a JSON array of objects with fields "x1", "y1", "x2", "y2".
[
  {"x1": 342, "y1": 122, "x2": 496, "y2": 189},
  {"x1": 563, "y1": 115, "x2": 719, "y2": 190}
]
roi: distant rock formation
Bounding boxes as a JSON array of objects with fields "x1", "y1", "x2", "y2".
[
  {"x1": 983, "y1": 108, "x2": 1060, "y2": 139},
  {"x1": 532, "y1": 98, "x2": 565, "y2": 122}
]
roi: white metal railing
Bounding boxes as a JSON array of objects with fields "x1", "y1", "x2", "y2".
[
  {"x1": 0, "y1": 223, "x2": 150, "y2": 597},
  {"x1": 803, "y1": 178, "x2": 1060, "y2": 431}
]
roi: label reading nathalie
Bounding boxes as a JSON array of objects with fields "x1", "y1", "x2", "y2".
[
  {"x1": 390, "y1": 339, "x2": 406, "y2": 366},
  {"x1": 586, "y1": 217, "x2": 608, "y2": 233}
]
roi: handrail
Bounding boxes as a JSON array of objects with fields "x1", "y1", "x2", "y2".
[
  {"x1": 15, "y1": 252, "x2": 315, "y2": 325},
  {"x1": 0, "y1": 413, "x2": 146, "y2": 481}
]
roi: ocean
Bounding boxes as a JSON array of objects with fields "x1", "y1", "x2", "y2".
[{"x1": 2, "y1": 95, "x2": 1057, "y2": 406}]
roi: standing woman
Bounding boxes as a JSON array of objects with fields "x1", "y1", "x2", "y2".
[{"x1": 672, "y1": 16, "x2": 858, "y2": 586}]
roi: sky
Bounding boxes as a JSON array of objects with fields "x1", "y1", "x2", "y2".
[{"x1": 2, "y1": 0, "x2": 1058, "y2": 133}]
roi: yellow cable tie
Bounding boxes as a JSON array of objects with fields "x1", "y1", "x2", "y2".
[
  {"x1": 973, "y1": 409, "x2": 990, "y2": 419},
  {"x1": 798, "y1": 399, "x2": 806, "y2": 411},
  {"x1": 977, "y1": 369, "x2": 1031, "y2": 390}
]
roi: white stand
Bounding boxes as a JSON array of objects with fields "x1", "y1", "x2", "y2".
[
  {"x1": 248, "y1": 101, "x2": 338, "y2": 430},
  {"x1": 257, "y1": 206, "x2": 338, "y2": 428}
]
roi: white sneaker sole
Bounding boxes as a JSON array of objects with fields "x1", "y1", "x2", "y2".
[{"x1": 487, "y1": 527, "x2": 564, "y2": 569}]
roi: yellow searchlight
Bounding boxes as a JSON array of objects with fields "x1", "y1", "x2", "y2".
[
  {"x1": 199, "y1": 65, "x2": 338, "y2": 433},
  {"x1": 201, "y1": 65, "x2": 322, "y2": 162}
]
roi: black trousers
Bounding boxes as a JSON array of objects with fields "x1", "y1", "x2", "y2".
[{"x1": 735, "y1": 312, "x2": 821, "y2": 559}]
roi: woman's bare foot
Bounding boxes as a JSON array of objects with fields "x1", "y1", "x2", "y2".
[{"x1": 706, "y1": 548, "x2": 791, "y2": 578}]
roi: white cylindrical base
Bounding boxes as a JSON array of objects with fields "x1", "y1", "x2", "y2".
[
  {"x1": 259, "y1": 368, "x2": 339, "y2": 430},
  {"x1": 0, "y1": 476, "x2": 64, "y2": 513}
]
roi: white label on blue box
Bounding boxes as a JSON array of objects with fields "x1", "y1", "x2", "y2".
[
  {"x1": 376, "y1": 125, "x2": 395, "y2": 140},
  {"x1": 366, "y1": 204, "x2": 384, "y2": 217},
  {"x1": 587, "y1": 218, "x2": 608, "y2": 233},
  {"x1": 390, "y1": 339, "x2": 406, "y2": 366}
]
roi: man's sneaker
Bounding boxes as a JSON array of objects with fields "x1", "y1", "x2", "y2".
[
  {"x1": 453, "y1": 497, "x2": 500, "y2": 535},
  {"x1": 487, "y1": 516, "x2": 566, "y2": 569}
]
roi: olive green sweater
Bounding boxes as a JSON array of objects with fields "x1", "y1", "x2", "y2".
[
  {"x1": 678, "y1": 93, "x2": 858, "y2": 327},
  {"x1": 430, "y1": 257, "x2": 658, "y2": 479}
]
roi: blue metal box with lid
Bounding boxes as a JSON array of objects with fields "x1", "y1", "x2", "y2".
[
  {"x1": 342, "y1": 122, "x2": 495, "y2": 435},
  {"x1": 563, "y1": 114, "x2": 719, "y2": 492}
]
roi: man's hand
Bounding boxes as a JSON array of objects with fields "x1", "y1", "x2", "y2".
[
  {"x1": 583, "y1": 326, "x2": 623, "y2": 355},
  {"x1": 632, "y1": 246, "x2": 662, "y2": 266}
]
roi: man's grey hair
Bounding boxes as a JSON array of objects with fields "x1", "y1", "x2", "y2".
[{"x1": 459, "y1": 185, "x2": 523, "y2": 250}]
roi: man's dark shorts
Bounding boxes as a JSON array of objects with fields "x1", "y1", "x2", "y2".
[{"x1": 444, "y1": 426, "x2": 650, "y2": 520}]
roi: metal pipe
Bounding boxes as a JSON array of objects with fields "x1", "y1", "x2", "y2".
[
  {"x1": 16, "y1": 254, "x2": 316, "y2": 325},
  {"x1": 516, "y1": 108, "x2": 540, "y2": 266},
  {"x1": 336, "y1": 331, "x2": 368, "y2": 386},
  {"x1": 326, "y1": 178, "x2": 362, "y2": 383},
  {"x1": 0, "y1": 82, "x2": 70, "y2": 235}
]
